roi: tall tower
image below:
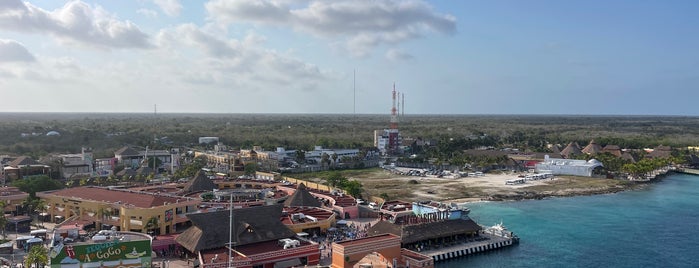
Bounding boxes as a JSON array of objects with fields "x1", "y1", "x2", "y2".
[
  {"x1": 388, "y1": 83, "x2": 400, "y2": 154},
  {"x1": 390, "y1": 83, "x2": 398, "y2": 130}
]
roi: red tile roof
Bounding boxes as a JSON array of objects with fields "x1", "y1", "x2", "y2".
[{"x1": 46, "y1": 187, "x2": 186, "y2": 208}]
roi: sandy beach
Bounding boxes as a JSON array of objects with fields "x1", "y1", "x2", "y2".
[{"x1": 351, "y1": 168, "x2": 637, "y2": 202}]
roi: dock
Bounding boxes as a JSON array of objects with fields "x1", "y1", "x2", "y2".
[
  {"x1": 420, "y1": 232, "x2": 517, "y2": 262},
  {"x1": 678, "y1": 168, "x2": 699, "y2": 176}
]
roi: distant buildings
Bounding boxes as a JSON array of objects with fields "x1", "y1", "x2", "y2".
[
  {"x1": 114, "y1": 146, "x2": 175, "y2": 170},
  {"x1": 1, "y1": 156, "x2": 51, "y2": 183},
  {"x1": 198, "y1": 136, "x2": 219, "y2": 144},
  {"x1": 375, "y1": 129, "x2": 402, "y2": 155}
]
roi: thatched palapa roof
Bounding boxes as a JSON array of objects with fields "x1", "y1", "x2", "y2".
[
  {"x1": 182, "y1": 170, "x2": 217, "y2": 194},
  {"x1": 176, "y1": 204, "x2": 295, "y2": 252},
  {"x1": 114, "y1": 146, "x2": 140, "y2": 156},
  {"x1": 367, "y1": 219, "x2": 481, "y2": 244},
  {"x1": 582, "y1": 140, "x2": 602, "y2": 155},
  {"x1": 283, "y1": 183, "x2": 321, "y2": 207},
  {"x1": 560, "y1": 142, "x2": 582, "y2": 158}
]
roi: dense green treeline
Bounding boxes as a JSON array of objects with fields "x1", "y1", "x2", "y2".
[{"x1": 2, "y1": 113, "x2": 699, "y2": 159}]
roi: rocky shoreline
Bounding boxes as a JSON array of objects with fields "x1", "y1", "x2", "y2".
[{"x1": 479, "y1": 182, "x2": 649, "y2": 202}]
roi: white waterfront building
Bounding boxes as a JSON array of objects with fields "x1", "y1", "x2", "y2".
[{"x1": 535, "y1": 155, "x2": 603, "y2": 177}]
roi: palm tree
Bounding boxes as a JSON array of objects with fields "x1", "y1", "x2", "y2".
[
  {"x1": 145, "y1": 216, "x2": 160, "y2": 235},
  {"x1": 25, "y1": 244, "x2": 49, "y2": 268},
  {"x1": 331, "y1": 153, "x2": 338, "y2": 169}
]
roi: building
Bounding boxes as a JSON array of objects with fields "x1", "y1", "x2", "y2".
[
  {"x1": 535, "y1": 155, "x2": 603, "y2": 177},
  {"x1": 582, "y1": 140, "x2": 603, "y2": 155},
  {"x1": 375, "y1": 129, "x2": 402, "y2": 155},
  {"x1": 0, "y1": 186, "x2": 30, "y2": 216},
  {"x1": 2, "y1": 156, "x2": 51, "y2": 183},
  {"x1": 37, "y1": 186, "x2": 200, "y2": 235},
  {"x1": 305, "y1": 146, "x2": 360, "y2": 164},
  {"x1": 331, "y1": 235, "x2": 434, "y2": 268},
  {"x1": 282, "y1": 183, "x2": 336, "y2": 234},
  {"x1": 176, "y1": 204, "x2": 320, "y2": 268},
  {"x1": 114, "y1": 146, "x2": 173, "y2": 170},
  {"x1": 198, "y1": 137, "x2": 220, "y2": 144},
  {"x1": 59, "y1": 147, "x2": 94, "y2": 179}
]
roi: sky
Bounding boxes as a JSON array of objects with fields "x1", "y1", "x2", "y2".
[{"x1": 1, "y1": 0, "x2": 698, "y2": 115}]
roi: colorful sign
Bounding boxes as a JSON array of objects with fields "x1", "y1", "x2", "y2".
[
  {"x1": 165, "y1": 209, "x2": 173, "y2": 222},
  {"x1": 49, "y1": 239, "x2": 152, "y2": 268}
]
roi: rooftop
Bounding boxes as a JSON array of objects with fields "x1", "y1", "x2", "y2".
[{"x1": 41, "y1": 186, "x2": 190, "y2": 208}]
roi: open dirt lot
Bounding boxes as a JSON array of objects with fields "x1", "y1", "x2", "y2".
[{"x1": 347, "y1": 168, "x2": 637, "y2": 202}]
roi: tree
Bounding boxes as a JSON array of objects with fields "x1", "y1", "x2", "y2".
[
  {"x1": 25, "y1": 244, "x2": 49, "y2": 268},
  {"x1": 326, "y1": 171, "x2": 347, "y2": 188},
  {"x1": 145, "y1": 216, "x2": 160, "y2": 235},
  {"x1": 321, "y1": 153, "x2": 330, "y2": 168},
  {"x1": 23, "y1": 197, "x2": 47, "y2": 227},
  {"x1": 244, "y1": 162, "x2": 258, "y2": 175},
  {"x1": 331, "y1": 153, "x2": 338, "y2": 168},
  {"x1": 12, "y1": 175, "x2": 63, "y2": 197},
  {"x1": 342, "y1": 180, "x2": 363, "y2": 198},
  {"x1": 147, "y1": 156, "x2": 163, "y2": 170},
  {"x1": 295, "y1": 150, "x2": 306, "y2": 164}
]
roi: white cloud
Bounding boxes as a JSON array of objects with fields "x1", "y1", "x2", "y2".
[
  {"x1": 137, "y1": 8, "x2": 158, "y2": 18},
  {"x1": 0, "y1": 39, "x2": 35, "y2": 62},
  {"x1": 205, "y1": 0, "x2": 456, "y2": 57},
  {"x1": 385, "y1": 48, "x2": 414, "y2": 61},
  {"x1": 153, "y1": 0, "x2": 182, "y2": 17},
  {"x1": 155, "y1": 24, "x2": 331, "y2": 90},
  {"x1": 0, "y1": 1, "x2": 151, "y2": 49}
]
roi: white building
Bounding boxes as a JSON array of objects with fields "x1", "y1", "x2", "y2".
[
  {"x1": 535, "y1": 155, "x2": 603, "y2": 177},
  {"x1": 305, "y1": 146, "x2": 359, "y2": 163},
  {"x1": 374, "y1": 129, "x2": 402, "y2": 155},
  {"x1": 198, "y1": 137, "x2": 219, "y2": 144}
]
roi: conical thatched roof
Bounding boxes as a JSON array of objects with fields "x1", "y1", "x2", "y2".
[
  {"x1": 582, "y1": 140, "x2": 603, "y2": 155},
  {"x1": 175, "y1": 204, "x2": 295, "y2": 252},
  {"x1": 114, "y1": 146, "x2": 139, "y2": 156},
  {"x1": 367, "y1": 219, "x2": 481, "y2": 244},
  {"x1": 8, "y1": 156, "x2": 40, "y2": 167},
  {"x1": 602, "y1": 145, "x2": 622, "y2": 157},
  {"x1": 283, "y1": 183, "x2": 321, "y2": 207},
  {"x1": 549, "y1": 144, "x2": 562, "y2": 155},
  {"x1": 182, "y1": 170, "x2": 217, "y2": 194},
  {"x1": 560, "y1": 142, "x2": 582, "y2": 158}
]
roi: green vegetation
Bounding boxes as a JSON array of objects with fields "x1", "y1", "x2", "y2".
[
  {"x1": 25, "y1": 244, "x2": 49, "y2": 268},
  {"x1": 11, "y1": 175, "x2": 63, "y2": 197},
  {"x1": 2, "y1": 113, "x2": 699, "y2": 159}
]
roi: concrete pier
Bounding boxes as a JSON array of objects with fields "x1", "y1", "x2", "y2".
[
  {"x1": 420, "y1": 233, "x2": 516, "y2": 262},
  {"x1": 679, "y1": 168, "x2": 699, "y2": 176}
]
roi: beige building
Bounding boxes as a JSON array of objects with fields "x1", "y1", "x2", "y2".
[{"x1": 38, "y1": 186, "x2": 200, "y2": 235}]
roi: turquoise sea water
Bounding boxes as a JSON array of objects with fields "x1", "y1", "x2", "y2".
[{"x1": 439, "y1": 173, "x2": 699, "y2": 268}]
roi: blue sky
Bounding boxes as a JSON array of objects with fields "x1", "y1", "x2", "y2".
[{"x1": 1, "y1": 0, "x2": 697, "y2": 115}]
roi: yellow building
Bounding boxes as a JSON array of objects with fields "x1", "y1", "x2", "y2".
[{"x1": 37, "y1": 186, "x2": 201, "y2": 235}]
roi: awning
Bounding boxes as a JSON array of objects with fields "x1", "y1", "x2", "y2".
[{"x1": 273, "y1": 258, "x2": 301, "y2": 268}]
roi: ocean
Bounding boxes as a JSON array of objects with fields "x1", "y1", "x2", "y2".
[{"x1": 439, "y1": 173, "x2": 699, "y2": 268}]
